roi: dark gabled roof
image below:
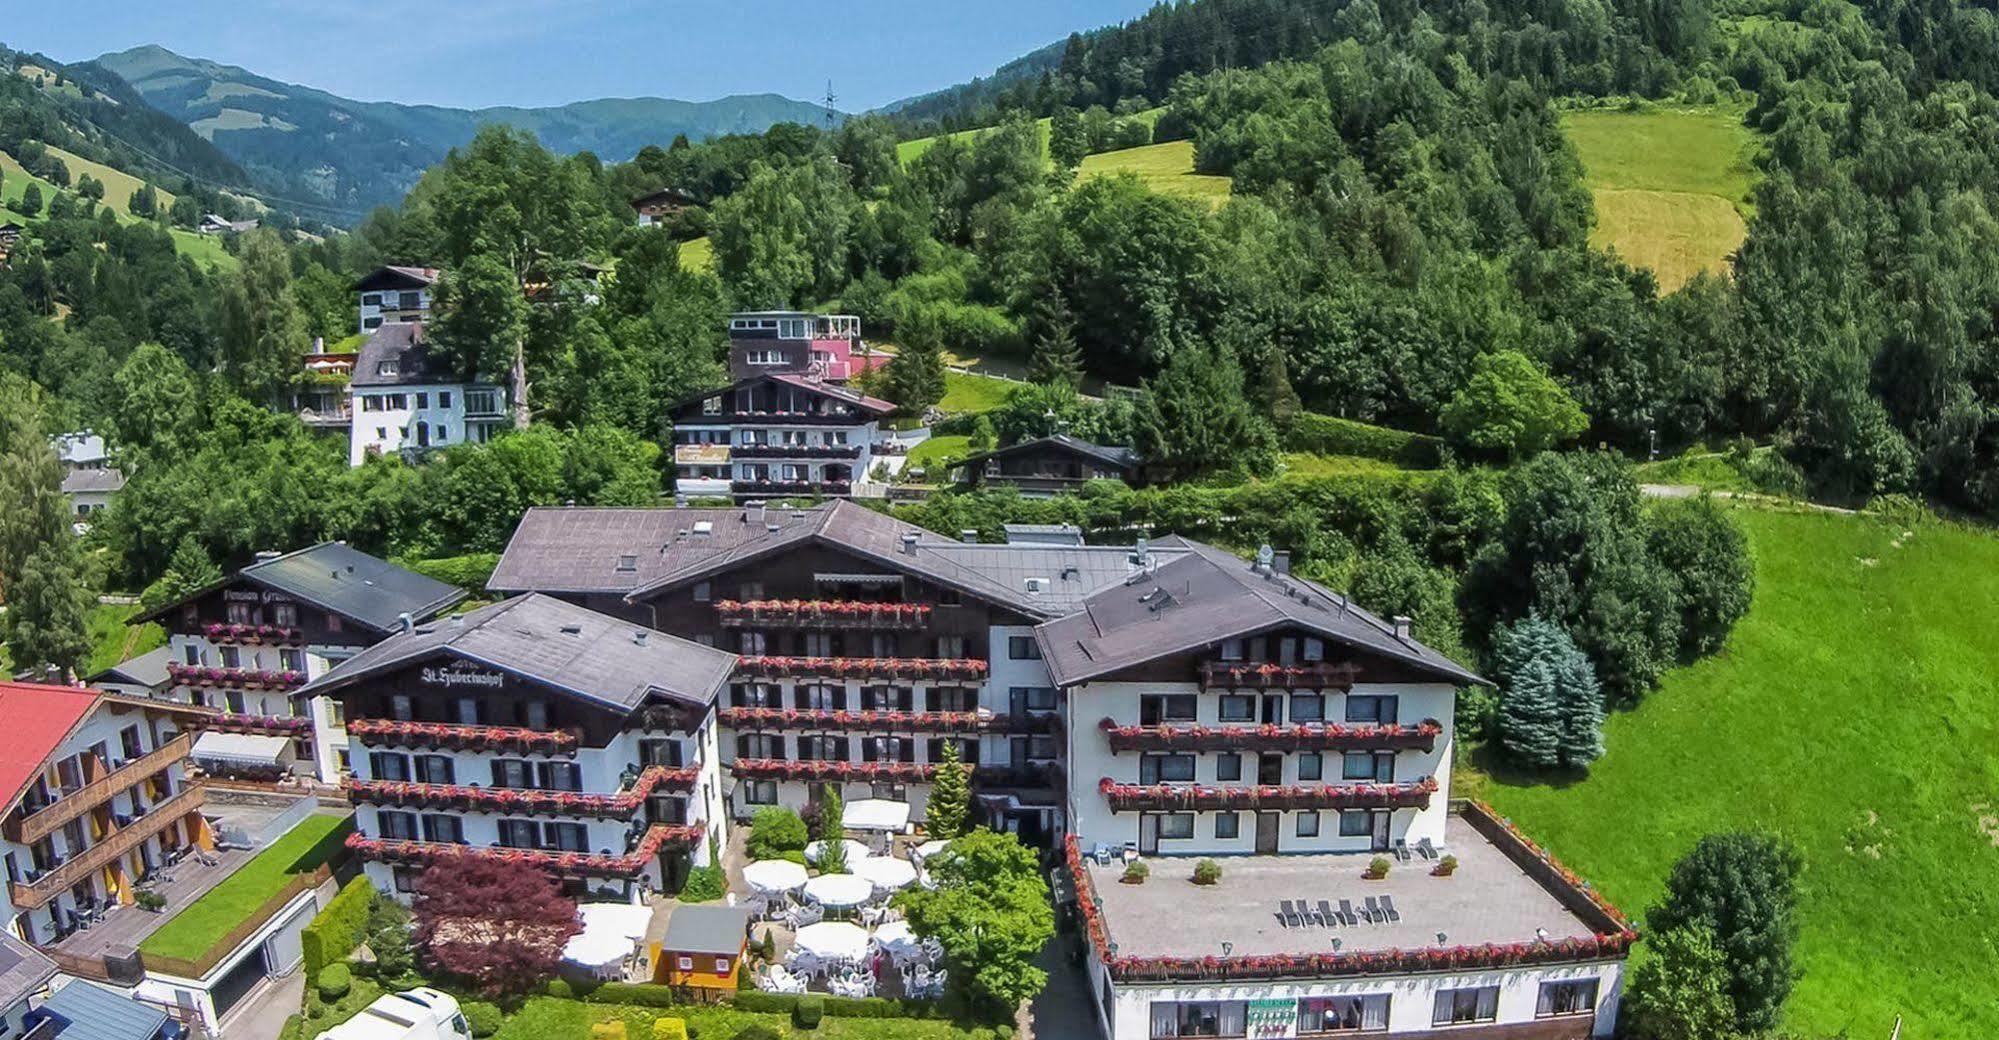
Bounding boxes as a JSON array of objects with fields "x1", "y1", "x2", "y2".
[
  {"x1": 133, "y1": 542, "x2": 466, "y2": 633},
  {"x1": 297, "y1": 593, "x2": 737, "y2": 712},
  {"x1": 666, "y1": 372, "x2": 894, "y2": 418},
  {"x1": 632, "y1": 187, "x2": 699, "y2": 209},
  {"x1": 29, "y1": 979, "x2": 167, "y2": 1040},
  {"x1": 0, "y1": 923, "x2": 56, "y2": 1011},
  {"x1": 350, "y1": 322, "x2": 478, "y2": 388},
  {"x1": 660, "y1": 905, "x2": 755, "y2": 955},
  {"x1": 60, "y1": 466, "x2": 126, "y2": 494},
  {"x1": 1035, "y1": 540, "x2": 1486, "y2": 688},
  {"x1": 89, "y1": 646, "x2": 173, "y2": 690},
  {"x1": 351, "y1": 265, "x2": 440, "y2": 293},
  {"x1": 956, "y1": 434, "x2": 1141, "y2": 473}
]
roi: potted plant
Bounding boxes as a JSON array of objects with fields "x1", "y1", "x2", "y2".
[
  {"x1": 1192, "y1": 859, "x2": 1222, "y2": 885},
  {"x1": 1365, "y1": 856, "x2": 1391, "y2": 880},
  {"x1": 1121, "y1": 860, "x2": 1150, "y2": 885},
  {"x1": 1432, "y1": 854, "x2": 1459, "y2": 877},
  {"x1": 135, "y1": 889, "x2": 167, "y2": 912}
]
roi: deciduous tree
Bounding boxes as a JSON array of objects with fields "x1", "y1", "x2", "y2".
[
  {"x1": 1440, "y1": 351, "x2": 1588, "y2": 461},
  {"x1": 896, "y1": 829, "x2": 1053, "y2": 1015},
  {"x1": 1648, "y1": 832, "x2": 1803, "y2": 1031},
  {"x1": 1626, "y1": 924, "x2": 1740, "y2": 1040},
  {"x1": 216, "y1": 230, "x2": 306, "y2": 402},
  {"x1": 412, "y1": 858, "x2": 580, "y2": 998}
]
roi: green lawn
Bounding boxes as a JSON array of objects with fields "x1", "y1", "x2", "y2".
[
  {"x1": 679, "y1": 235, "x2": 714, "y2": 274},
  {"x1": 1277, "y1": 453, "x2": 1413, "y2": 480},
  {"x1": 139, "y1": 814, "x2": 351, "y2": 961},
  {"x1": 1562, "y1": 105, "x2": 1757, "y2": 290},
  {"x1": 85, "y1": 602, "x2": 164, "y2": 676},
  {"x1": 939, "y1": 371, "x2": 1015, "y2": 414},
  {"x1": 0, "y1": 148, "x2": 238, "y2": 271},
  {"x1": 1078, "y1": 140, "x2": 1232, "y2": 206},
  {"x1": 1483, "y1": 506, "x2": 1999, "y2": 1037},
  {"x1": 492, "y1": 997, "x2": 981, "y2": 1039},
  {"x1": 905, "y1": 434, "x2": 972, "y2": 479}
]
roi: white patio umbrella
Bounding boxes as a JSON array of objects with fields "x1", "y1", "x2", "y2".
[
  {"x1": 913, "y1": 839, "x2": 953, "y2": 860},
  {"x1": 852, "y1": 855, "x2": 917, "y2": 892},
  {"x1": 794, "y1": 921, "x2": 871, "y2": 962},
  {"x1": 803, "y1": 872, "x2": 876, "y2": 909},
  {"x1": 845, "y1": 798, "x2": 913, "y2": 832},
  {"x1": 562, "y1": 903, "x2": 650, "y2": 968},
  {"x1": 872, "y1": 919, "x2": 921, "y2": 954},
  {"x1": 742, "y1": 859, "x2": 810, "y2": 895},
  {"x1": 803, "y1": 838, "x2": 869, "y2": 865}
]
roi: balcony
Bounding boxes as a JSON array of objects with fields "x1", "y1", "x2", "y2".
[
  {"x1": 730, "y1": 758, "x2": 1055, "y2": 786},
  {"x1": 346, "y1": 821, "x2": 703, "y2": 879},
  {"x1": 346, "y1": 718, "x2": 581, "y2": 756},
  {"x1": 200, "y1": 622, "x2": 304, "y2": 646},
  {"x1": 1098, "y1": 717, "x2": 1441, "y2": 754},
  {"x1": 716, "y1": 600, "x2": 932, "y2": 630},
  {"x1": 718, "y1": 410, "x2": 865, "y2": 425},
  {"x1": 1097, "y1": 776, "x2": 1437, "y2": 813},
  {"x1": 167, "y1": 663, "x2": 306, "y2": 691},
  {"x1": 721, "y1": 706, "x2": 1051, "y2": 734},
  {"x1": 1199, "y1": 660, "x2": 1361, "y2": 692},
  {"x1": 731, "y1": 479, "x2": 853, "y2": 496},
  {"x1": 731, "y1": 444, "x2": 863, "y2": 460},
  {"x1": 735, "y1": 656, "x2": 988, "y2": 682},
  {"x1": 9, "y1": 785, "x2": 206, "y2": 909},
  {"x1": 205, "y1": 713, "x2": 313, "y2": 737},
  {"x1": 346, "y1": 765, "x2": 698, "y2": 820},
  {"x1": 6, "y1": 733, "x2": 194, "y2": 845}
]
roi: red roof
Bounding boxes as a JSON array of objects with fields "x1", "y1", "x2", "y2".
[{"x1": 0, "y1": 683, "x2": 100, "y2": 810}]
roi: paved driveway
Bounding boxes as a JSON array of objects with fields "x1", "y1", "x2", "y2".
[{"x1": 1021, "y1": 930, "x2": 1100, "y2": 1040}]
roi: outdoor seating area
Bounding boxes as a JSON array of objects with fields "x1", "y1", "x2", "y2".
[{"x1": 561, "y1": 902, "x2": 656, "y2": 980}]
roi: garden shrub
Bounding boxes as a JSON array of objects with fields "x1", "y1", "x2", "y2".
[
  {"x1": 677, "y1": 865, "x2": 725, "y2": 903},
  {"x1": 316, "y1": 964, "x2": 351, "y2": 1001},
  {"x1": 731, "y1": 1028, "x2": 782, "y2": 1040},
  {"x1": 1192, "y1": 859, "x2": 1221, "y2": 885},
  {"x1": 301, "y1": 877, "x2": 374, "y2": 978},
  {"x1": 584, "y1": 982, "x2": 678, "y2": 1007},
  {"x1": 591, "y1": 1024, "x2": 627, "y2": 1040},
  {"x1": 1122, "y1": 860, "x2": 1149, "y2": 883},
  {"x1": 1282, "y1": 411, "x2": 1443, "y2": 467},
  {"x1": 745, "y1": 806, "x2": 809, "y2": 860},
  {"x1": 794, "y1": 994, "x2": 825, "y2": 1028},
  {"x1": 653, "y1": 1019, "x2": 690, "y2": 1040},
  {"x1": 1367, "y1": 856, "x2": 1391, "y2": 878},
  {"x1": 461, "y1": 1002, "x2": 503, "y2": 1037}
]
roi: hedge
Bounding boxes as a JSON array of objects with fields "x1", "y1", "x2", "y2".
[
  {"x1": 730, "y1": 991, "x2": 947, "y2": 1020},
  {"x1": 301, "y1": 877, "x2": 374, "y2": 979},
  {"x1": 1282, "y1": 412, "x2": 1443, "y2": 468},
  {"x1": 398, "y1": 552, "x2": 500, "y2": 592},
  {"x1": 317, "y1": 964, "x2": 352, "y2": 1001}
]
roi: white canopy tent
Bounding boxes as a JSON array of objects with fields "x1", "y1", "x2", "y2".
[
  {"x1": 562, "y1": 903, "x2": 652, "y2": 969},
  {"x1": 803, "y1": 839, "x2": 869, "y2": 866},
  {"x1": 844, "y1": 799, "x2": 912, "y2": 832},
  {"x1": 793, "y1": 921, "x2": 870, "y2": 962},
  {"x1": 802, "y1": 873, "x2": 875, "y2": 909},
  {"x1": 852, "y1": 855, "x2": 918, "y2": 892},
  {"x1": 742, "y1": 859, "x2": 810, "y2": 895},
  {"x1": 913, "y1": 839, "x2": 953, "y2": 861},
  {"x1": 872, "y1": 919, "x2": 921, "y2": 955}
]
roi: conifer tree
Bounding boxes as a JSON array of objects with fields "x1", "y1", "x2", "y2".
[
  {"x1": 1495, "y1": 630, "x2": 1564, "y2": 768},
  {"x1": 1553, "y1": 632, "x2": 1606, "y2": 768},
  {"x1": 1025, "y1": 288, "x2": 1084, "y2": 390},
  {"x1": 885, "y1": 310, "x2": 948, "y2": 416},
  {"x1": 926, "y1": 742, "x2": 972, "y2": 840},
  {"x1": 2, "y1": 537, "x2": 91, "y2": 681},
  {"x1": 816, "y1": 784, "x2": 847, "y2": 874}
]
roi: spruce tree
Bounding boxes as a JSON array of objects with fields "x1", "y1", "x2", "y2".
[
  {"x1": 885, "y1": 310, "x2": 948, "y2": 416},
  {"x1": 1025, "y1": 289, "x2": 1084, "y2": 390},
  {"x1": 926, "y1": 742, "x2": 972, "y2": 840},
  {"x1": 816, "y1": 784, "x2": 848, "y2": 874},
  {"x1": 3, "y1": 537, "x2": 92, "y2": 681},
  {"x1": 1132, "y1": 341, "x2": 1278, "y2": 482},
  {"x1": 1495, "y1": 634, "x2": 1564, "y2": 768},
  {"x1": 1553, "y1": 632, "x2": 1606, "y2": 768}
]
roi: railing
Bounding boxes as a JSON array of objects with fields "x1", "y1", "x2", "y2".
[
  {"x1": 345, "y1": 718, "x2": 582, "y2": 756},
  {"x1": 7, "y1": 733, "x2": 193, "y2": 845},
  {"x1": 730, "y1": 479, "x2": 853, "y2": 496},
  {"x1": 201, "y1": 623, "x2": 304, "y2": 646},
  {"x1": 731, "y1": 443, "x2": 863, "y2": 460},
  {"x1": 1199, "y1": 661, "x2": 1361, "y2": 691},
  {"x1": 167, "y1": 663, "x2": 306, "y2": 690},
  {"x1": 720, "y1": 706, "x2": 1054, "y2": 734},
  {"x1": 347, "y1": 821, "x2": 703, "y2": 879},
  {"x1": 1098, "y1": 718, "x2": 1441, "y2": 754},
  {"x1": 735, "y1": 656, "x2": 988, "y2": 682},
  {"x1": 1097, "y1": 776, "x2": 1437, "y2": 813},
  {"x1": 719, "y1": 410, "x2": 864, "y2": 424},
  {"x1": 140, "y1": 864, "x2": 331, "y2": 980},
  {"x1": 204, "y1": 713, "x2": 313, "y2": 737},
  {"x1": 346, "y1": 765, "x2": 698, "y2": 820},
  {"x1": 8, "y1": 785, "x2": 205, "y2": 909},
  {"x1": 716, "y1": 599, "x2": 931, "y2": 630},
  {"x1": 730, "y1": 758, "x2": 1054, "y2": 786}
]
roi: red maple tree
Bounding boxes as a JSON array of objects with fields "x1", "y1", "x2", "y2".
[{"x1": 411, "y1": 858, "x2": 582, "y2": 997}]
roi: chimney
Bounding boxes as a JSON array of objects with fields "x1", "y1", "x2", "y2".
[
  {"x1": 1271, "y1": 551, "x2": 1292, "y2": 576},
  {"x1": 1392, "y1": 616, "x2": 1413, "y2": 642},
  {"x1": 633, "y1": 630, "x2": 649, "y2": 646},
  {"x1": 960, "y1": 529, "x2": 979, "y2": 544},
  {"x1": 1129, "y1": 535, "x2": 1150, "y2": 568},
  {"x1": 1253, "y1": 544, "x2": 1274, "y2": 575},
  {"x1": 674, "y1": 493, "x2": 688, "y2": 508},
  {"x1": 398, "y1": 611, "x2": 415, "y2": 635},
  {"x1": 312, "y1": 336, "x2": 324, "y2": 354},
  {"x1": 901, "y1": 533, "x2": 919, "y2": 555},
  {"x1": 745, "y1": 501, "x2": 766, "y2": 524}
]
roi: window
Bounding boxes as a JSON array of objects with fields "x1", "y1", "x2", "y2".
[
  {"x1": 1015, "y1": 687, "x2": 1059, "y2": 711},
  {"x1": 414, "y1": 756, "x2": 454, "y2": 785},
  {"x1": 1008, "y1": 636, "x2": 1042, "y2": 660},
  {"x1": 1339, "y1": 810, "x2": 1372, "y2": 837},
  {"x1": 799, "y1": 735, "x2": 848, "y2": 761},
  {"x1": 693, "y1": 581, "x2": 712, "y2": 603},
  {"x1": 537, "y1": 762, "x2": 582, "y2": 791},
  {"x1": 796, "y1": 684, "x2": 844, "y2": 711},
  {"x1": 1343, "y1": 752, "x2": 1394, "y2": 782},
  {"x1": 1216, "y1": 753, "x2": 1242, "y2": 782},
  {"x1": 273, "y1": 602, "x2": 298, "y2": 627},
  {"x1": 1537, "y1": 979, "x2": 1600, "y2": 1018},
  {"x1": 1302, "y1": 637, "x2": 1326, "y2": 662},
  {"x1": 936, "y1": 634, "x2": 967, "y2": 658},
  {"x1": 1214, "y1": 812, "x2": 1240, "y2": 839},
  {"x1": 119, "y1": 725, "x2": 144, "y2": 761},
  {"x1": 1219, "y1": 638, "x2": 1245, "y2": 661},
  {"x1": 1140, "y1": 754, "x2": 1195, "y2": 784},
  {"x1": 391, "y1": 695, "x2": 413, "y2": 721},
  {"x1": 491, "y1": 759, "x2": 533, "y2": 789},
  {"x1": 1218, "y1": 695, "x2": 1255, "y2": 722},
  {"x1": 398, "y1": 291, "x2": 422, "y2": 310},
  {"x1": 1297, "y1": 995, "x2": 1389, "y2": 1034},
  {"x1": 714, "y1": 957, "x2": 731, "y2": 974},
  {"x1": 678, "y1": 955, "x2": 694, "y2": 971},
  {"x1": 1150, "y1": 1000, "x2": 1246, "y2": 1038},
  {"x1": 369, "y1": 752, "x2": 411, "y2": 782},
  {"x1": 804, "y1": 633, "x2": 836, "y2": 657},
  {"x1": 1289, "y1": 694, "x2": 1325, "y2": 722},
  {"x1": 738, "y1": 734, "x2": 784, "y2": 759},
  {"x1": 1297, "y1": 811, "x2": 1321, "y2": 837},
  {"x1": 1029, "y1": 734, "x2": 1057, "y2": 760},
  {"x1": 1345, "y1": 695, "x2": 1398, "y2": 725},
  {"x1": 415, "y1": 393, "x2": 429, "y2": 409},
  {"x1": 498, "y1": 819, "x2": 539, "y2": 849},
  {"x1": 362, "y1": 293, "x2": 382, "y2": 307},
  {"x1": 1432, "y1": 987, "x2": 1499, "y2": 1027},
  {"x1": 182, "y1": 643, "x2": 201, "y2": 666},
  {"x1": 745, "y1": 780, "x2": 778, "y2": 805},
  {"x1": 377, "y1": 811, "x2": 418, "y2": 841},
  {"x1": 392, "y1": 867, "x2": 422, "y2": 893},
  {"x1": 440, "y1": 391, "x2": 452, "y2": 408},
  {"x1": 219, "y1": 645, "x2": 242, "y2": 668},
  {"x1": 1140, "y1": 695, "x2": 1197, "y2": 724},
  {"x1": 1297, "y1": 752, "x2": 1323, "y2": 781},
  {"x1": 1155, "y1": 813, "x2": 1195, "y2": 840},
  {"x1": 544, "y1": 822, "x2": 588, "y2": 851},
  {"x1": 702, "y1": 396, "x2": 722, "y2": 416},
  {"x1": 420, "y1": 814, "x2": 463, "y2": 843},
  {"x1": 279, "y1": 648, "x2": 305, "y2": 672}
]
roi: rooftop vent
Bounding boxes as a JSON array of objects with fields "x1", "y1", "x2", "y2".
[
  {"x1": 1254, "y1": 544, "x2": 1275, "y2": 574},
  {"x1": 398, "y1": 611, "x2": 414, "y2": 635},
  {"x1": 1024, "y1": 577, "x2": 1049, "y2": 594},
  {"x1": 901, "y1": 533, "x2": 920, "y2": 555},
  {"x1": 616, "y1": 554, "x2": 639, "y2": 572},
  {"x1": 1272, "y1": 551, "x2": 1292, "y2": 576},
  {"x1": 693, "y1": 520, "x2": 713, "y2": 535},
  {"x1": 961, "y1": 529, "x2": 979, "y2": 543},
  {"x1": 560, "y1": 623, "x2": 584, "y2": 635},
  {"x1": 1129, "y1": 535, "x2": 1150, "y2": 567},
  {"x1": 767, "y1": 522, "x2": 780, "y2": 533},
  {"x1": 1392, "y1": 616, "x2": 1414, "y2": 642},
  {"x1": 254, "y1": 550, "x2": 282, "y2": 563},
  {"x1": 633, "y1": 630, "x2": 649, "y2": 646}
]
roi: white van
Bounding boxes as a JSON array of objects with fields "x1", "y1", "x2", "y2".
[{"x1": 314, "y1": 988, "x2": 474, "y2": 1040}]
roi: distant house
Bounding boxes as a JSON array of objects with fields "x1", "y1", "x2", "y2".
[
  {"x1": 196, "y1": 214, "x2": 258, "y2": 236},
  {"x1": 295, "y1": 337, "x2": 359, "y2": 430},
  {"x1": 351, "y1": 266, "x2": 440, "y2": 333},
  {"x1": 667, "y1": 371, "x2": 895, "y2": 501},
  {"x1": 632, "y1": 187, "x2": 699, "y2": 227},
  {"x1": 656, "y1": 905, "x2": 754, "y2": 992},
  {"x1": 87, "y1": 645, "x2": 173, "y2": 701},
  {"x1": 0, "y1": 222, "x2": 23, "y2": 264},
  {"x1": 954, "y1": 434, "x2": 1141, "y2": 497},
  {"x1": 346, "y1": 322, "x2": 509, "y2": 466},
  {"x1": 53, "y1": 431, "x2": 123, "y2": 521},
  {"x1": 0, "y1": 932, "x2": 56, "y2": 1037},
  {"x1": 54, "y1": 432, "x2": 108, "y2": 471},
  {"x1": 24, "y1": 979, "x2": 174, "y2": 1040}
]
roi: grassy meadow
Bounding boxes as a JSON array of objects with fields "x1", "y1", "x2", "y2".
[
  {"x1": 0, "y1": 148, "x2": 237, "y2": 271},
  {"x1": 1482, "y1": 505, "x2": 1999, "y2": 1037},
  {"x1": 1563, "y1": 105, "x2": 1758, "y2": 290}
]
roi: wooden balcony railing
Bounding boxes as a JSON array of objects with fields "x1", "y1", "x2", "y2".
[
  {"x1": 8, "y1": 785, "x2": 205, "y2": 909},
  {"x1": 6, "y1": 733, "x2": 193, "y2": 845},
  {"x1": 716, "y1": 600, "x2": 932, "y2": 630},
  {"x1": 1098, "y1": 717, "x2": 1442, "y2": 754},
  {"x1": 345, "y1": 719, "x2": 582, "y2": 756},
  {"x1": 346, "y1": 821, "x2": 703, "y2": 879},
  {"x1": 735, "y1": 656, "x2": 988, "y2": 682},
  {"x1": 720, "y1": 706, "x2": 1053, "y2": 734},
  {"x1": 1199, "y1": 660, "x2": 1361, "y2": 692},
  {"x1": 346, "y1": 766, "x2": 698, "y2": 820},
  {"x1": 1097, "y1": 776, "x2": 1437, "y2": 813}
]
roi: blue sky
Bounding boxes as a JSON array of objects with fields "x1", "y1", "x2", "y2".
[{"x1": 16, "y1": 0, "x2": 1158, "y2": 111}]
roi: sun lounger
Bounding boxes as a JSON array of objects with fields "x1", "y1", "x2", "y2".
[
  {"x1": 1393, "y1": 838, "x2": 1411, "y2": 862},
  {"x1": 1416, "y1": 837, "x2": 1438, "y2": 860},
  {"x1": 1317, "y1": 900, "x2": 1339, "y2": 927},
  {"x1": 1337, "y1": 898, "x2": 1359, "y2": 926},
  {"x1": 1279, "y1": 899, "x2": 1302, "y2": 927},
  {"x1": 1363, "y1": 895, "x2": 1383, "y2": 923},
  {"x1": 1380, "y1": 894, "x2": 1402, "y2": 923}
]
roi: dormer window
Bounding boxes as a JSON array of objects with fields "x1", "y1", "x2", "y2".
[
  {"x1": 778, "y1": 318, "x2": 809, "y2": 339},
  {"x1": 377, "y1": 360, "x2": 398, "y2": 378},
  {"x1": 615, "y1": 554, "x2": 638, "y2": 572}
]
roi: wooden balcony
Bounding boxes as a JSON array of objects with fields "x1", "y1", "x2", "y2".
[
  {"x1": 716, "y1": 599, "x2": 932, "y2": 630},
  {"x1": 345, "y1": 718, "x2": 582, "y2": 756},
  {"x1": 6, "y1": 733, "x2": 194, "y2": 845},
  {"x1": 1097, "y1": 776, "x2": 1437, "y2": 813},
  {"x1": 9, "y1": 784, "x2": 205, "y2": 909},
  {"x1": 1199, "y1": 660, "x2": 1361, "y2": 692},
  {"x1": 347, "y1": 821, "x2": 703, "y2": 879},
  {"x1": 1098, "y1": 718, "x2": 1442, "y2": 754},
  {"x1": 734, "y1": 656, "x2": 988, "y2": 682},
  {"x1": 720, "y1": 706, "x2": 1055, "y2": 734},
  {"x1": 346, "y1": 765, "x2": 699, "y2": 820}
]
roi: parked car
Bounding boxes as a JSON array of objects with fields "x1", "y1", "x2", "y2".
[{"x1": 314, "y1": 988, "x2": 472, "y2": 1040}]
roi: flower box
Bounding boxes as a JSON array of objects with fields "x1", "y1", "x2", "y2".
[
  {"x1": 734, "y1": 656, "x2": 989, "y2": 682},
  {"x1": 1097, "y1": 717, "x2": 1441, "y2": 754},
  {"x1": 1199, "y1": 660, "x2": 1361, "y2": 691},
  {"x1": 208, "y1": 713, "x2": 313, "y2": 736},
  {"x1": 718, "y1": 706, "x2": 993, "y2": 734},
  {"x1": 201, "y1": 622, "x2": 304, "y2": 646},
  {"x1": 1097, "y1": 777, "x2": 1437, "y2": 813},
  {"x1": 167, "y1": 663, "x2": 307, "y2": 690},
  {"x1": 347, "y1": 822, "x2": 704, "y2": 879},
  {"x1": 346, "y1": 765, "x2": 697, "y2": 819},
  {"x1": 345, "y1": 719, "x2": 581, "y2": 755},
  {"x1": 715, "y1": 599, "x2": 933, "y2": 630}
]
